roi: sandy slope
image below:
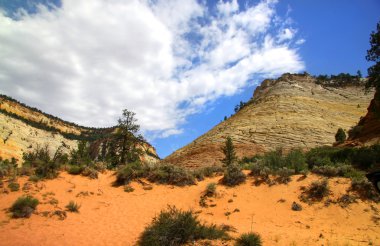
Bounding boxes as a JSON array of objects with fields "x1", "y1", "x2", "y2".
[{"x1": 0, "y1": 171, "x2": 379, "y2": 246}]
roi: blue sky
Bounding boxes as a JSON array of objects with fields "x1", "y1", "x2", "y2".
[{"x1": 0, "y1": 0, "x2": 379, "y2": 158}]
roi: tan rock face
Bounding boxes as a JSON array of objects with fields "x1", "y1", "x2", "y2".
[
  {"x1": 164, "y1": 73, "x2": 375, "y2": 169},
  {"x1": 0, "y1": 95, "x2": 159, "y2": 164}
]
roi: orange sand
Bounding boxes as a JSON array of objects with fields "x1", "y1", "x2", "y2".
[{"x1": 0, "y1": 171, "x2": 379, "y2": 246}]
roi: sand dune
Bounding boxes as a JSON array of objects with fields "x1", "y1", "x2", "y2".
[{"x1": 0, "y1": 171, "x2": 379, "y2": 245}]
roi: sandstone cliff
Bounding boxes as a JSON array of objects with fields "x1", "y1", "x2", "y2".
[
  {"x1": 164, "y1": 73, "x2": 374, "y2": 169},
  {"x1": 345, "y1": 90, "x2": 380, "y2": 146},
  {"x1": 0, "y1": 95, "x2": 159, "y2": 164}
]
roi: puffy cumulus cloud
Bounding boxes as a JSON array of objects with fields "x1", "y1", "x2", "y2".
[{"x1": 0, "y1": 0, "x2": 304, "y2": 139}]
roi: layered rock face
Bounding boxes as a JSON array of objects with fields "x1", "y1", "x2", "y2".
[
  {"x1": 346, "y1": 91, "x2": 380, "y2": 146},
  {"x1": 164, "y1": 73, "x2": 374, "y2": 169},
  {"x1": 0, "y1": 95, "x2": 159, "y2": 164}
]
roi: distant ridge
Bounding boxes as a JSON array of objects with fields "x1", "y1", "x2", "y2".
[{"x1": 164, "y1": 73, "x2": 374, "y2": 169}]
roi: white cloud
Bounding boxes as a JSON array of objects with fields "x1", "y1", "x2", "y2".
[{"x1": 0, "y1": 0, "x2": 304, "y2": 139}]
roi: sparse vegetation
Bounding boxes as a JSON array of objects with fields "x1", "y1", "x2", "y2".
[
  {"x1": 65, "y1": 201, "x2": 81, "y2": 213},
  {"x1": 81, "y1": 166, "x2": 98, "y2": 179},
  {"x1": 67, "y1": 165, "x2": 84, "y2": 175},
  {"x1": 204, "y1": 183, "x2": 217, "y2": 197},
  {"x1": 124, "y1": 185, "x2": 134, "y2": 192},
  {"x1": 349, "y1": 178, "x2": 380, "y2": 202},
  {"x1": 115, "y1": 162, "x2": 196, "y2": 187},
  {"x1": 222, "y1": 164, "x2": 246, "y2": 187},
  {"x1": 300, "y1": 179, "x2": 330, "y2": 203},
  {"x1": 8, "y1": 182, "x2": 20, "y2": 192},
  {"x1": 137, "y1": 206, "x2": 229, "y2": 246},
  {"x1": 235, "y1": 232, "x2": 262, "y2": 246},
  {"x1": 10, "y1": 196, "x2": 39, "y2": 218}
]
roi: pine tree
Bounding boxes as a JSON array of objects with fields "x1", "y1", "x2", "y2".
[
  {"x1": 366, "y1": 21, "x2": 380, "y2": 90},
  {"x1": 335, "y1": 128, "x2": 346, "y2": 143},
  {"x1": 221, "y1": 136, "x2": 237, "y2": 167}
]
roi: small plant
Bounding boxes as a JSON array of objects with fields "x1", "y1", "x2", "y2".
[
  {"x1": 137, "y1": 206, "x2": 229, "y2": 246},
  {"x1": 349, "y1": 178, "x2": 380, "y2": 202},
  {"x1": 235, "y1": 232, "x2": 262, "y2": 246},
  {"x1": 81, "y1": 166, "x2": 98, "y2": 179},
  {"x1": 65, "y1": 201, "x2": 80, "y2": 213},
  {"x1": 222, "y1": 164, "x2": 246, "y2": 187},
  {"x1": 28, "y1": 175, "x2": 40, "y2": 182},
  {"x1": 67, "y1": 165, "x2": 83, "y2": 175},
  {"x1": 8, "y1": 182, "x2": 20, "y2": 192},
  {"x1": 275, "y1": 167, "x2": 294, "y2": 184},
  {"x1": 124, "y1": 185, "x2": 134, "y2": 192},
  {"x1": 114, "y1": 161, "x2": 144, "y2": 186},
  {"x1": 10, "y1": 196, "x2": 39, "y2": 218},
  {"x1": 300, "y1": 179, "x2": 330, "y2": 203},
  {"x1": 204, "y1": 183, "x2": 217, "y2": 197}
]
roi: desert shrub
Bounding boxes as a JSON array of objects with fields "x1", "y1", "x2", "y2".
[
  {"x1": 305, "y1": 146, "x2": 336, "y2": 169},
  {"x1": 204, "y1": 183, "x2": 217, "y2": 197},
  {"x1": 10, "y1": 196, "x2": 39, "y2": 218},
  {"x1": 193, "y1": 166, "x2": 224, "y2": 181},
  {"x1": 147, "y1": 164, "x2": 196, "y2": 186},
  {"x1": 350, "y1": 178, "x2": 380, "y2": 202},
  {"x1": 337, "y1": 194, "x2": 356, "y2": 207},
  {"x1": 301, "y1": 179, "x2": 330, "y2": 202},
  {"x1": 0, "y1": 160, "x2": 12, "y2": 178},
  {"x1": 222, "y1": 164, "x2": 246, "y2": 187},
  {"x1": 8, "y1": 182, "x2": 20, "y2": 192},
  {"x1": 285, "y1": 149, "x2": 307, "y2": 174},
  {"x1": 114, "y1": 161, "x2": 144, "y2": 186},
  {"x1": 124, "y1": 185, "x2": 135, "y2": 192},
  {"x1": 261, "y1": 149, "x2": 284, "y2": 170},
  {"x1": 81, "y1": 166, "x2": 98, "y2": 179},
  {"x1": 23, "y1": 145, "x2": 68, "y2": 179},
  {"x1": 65, "y1": 201, "x2": 80, "y2": 212},
  {"x1": 93, "y1": 162, "x2": 107, "y2": 172},
  {"x1": 137, "y1": 206, "x2": 229, "y2": 246},
  {"x1": 28, "y1": 175, "x2": 40, "y2": 182},
  {"x1": 235, "y1": 232, "x2": 262, "y2": 246},
  {"x1": 350, "y1": 146, "x2": 379, "y2": 170},
  {"x1": 250, "y1": 163, "x2": 264, "y2": 177},
  {"x1": 275, "y1": 167, "x2": 295, "y2": 184},
  {"x1": 18, "y1": 165, "x2": 34, "y2": 176},
  {"x1": 67, "y1": 165, "x2": 84, "y2": 175}
]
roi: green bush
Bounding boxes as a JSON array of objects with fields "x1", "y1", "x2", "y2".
[
  {"x1": 275, "y1": 167, "x2": 294, "y2": 184},
  {"x1": 137, "y1": 206, "x2": 229, "y2": 246},
  {"x1": 204, "y1": 183, "x2": 217, "y2": 197},
  {"x1": 301, "y1": 179, "x2": 330, "y2": 202},
  {"x1": 10, "y1": 196, "x2": 39, "y2": 218},
  {"x1": 114, "y1": 161, "x2": 145, "y2": 186},
  {"x1": 124, "y1": 185, "x2": 135, "y2": 192},
  {"x1": 222, "y1": 164, "x2": 246, "y2": 187},
  {"x1": 261, "y1": 149, "x2": 284, "y2": 170},
  {"x1": 285, "y1": 149, "x2": 307, "y2": 174},
  {"x1": 147, "y1": 164, "x2": 195, "y2": 186},
  {"x1": 67, "y1": 165, "x2": 84, "y2": 175},
  {"x1": 235, "y1": 232, "x2": 262, "y2": 246},
  {"x1": 8, "y1": 182, "x2": 20, "y2": 192},
  {"x1": 350, "y1": 178, "x2": 380, "y2": 202},
  {"x1": 81, "y1": 166, "x2": 98, "y2": 179},
  {"x1": 28, "y1": 175, "x2": 40, "y2": 182},
  {"x1": 65, "y1": 201, "x2": 80, "y2": 212}
]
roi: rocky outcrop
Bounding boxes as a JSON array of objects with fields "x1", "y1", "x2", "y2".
[
  {"x1": 0, "y1": 95, "x2": 159, "y2": 164},
  {"x1": 164, "y1": 73, "x2": 374, "y2": 169},
  {"x1": 345, "y1": 90, "x2": 380, "y2": 146}
]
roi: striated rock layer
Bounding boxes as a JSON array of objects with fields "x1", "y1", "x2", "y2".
[
  {"x1": 0, "y1": 95, "x2": 159, "y2": 164},
  {"x1": 164, "y1": 73, "x2": 374, "y2": 169}
]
